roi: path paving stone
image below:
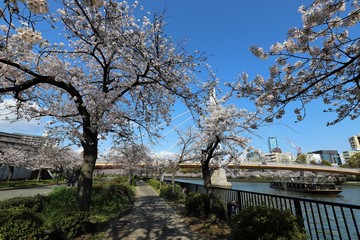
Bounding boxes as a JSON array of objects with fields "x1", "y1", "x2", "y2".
[{"x1": 105, "y1": 182, "x2": 206, "y2": 240}]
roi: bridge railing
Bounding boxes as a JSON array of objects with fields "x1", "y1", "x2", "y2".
[{"x1": 169, "y1": 180, "x2": 360, "y2": 240}]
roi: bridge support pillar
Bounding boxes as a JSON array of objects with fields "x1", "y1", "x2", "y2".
[{"x1": 211, "y1": 168, "x2": 232, "y2": 188}]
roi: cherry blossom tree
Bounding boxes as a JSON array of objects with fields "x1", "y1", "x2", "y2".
[
  {"x1": 231, "y1": 0, "x2": 360, "y2": 126},
  {"x1": 0, "y1": 1, "x2": 205, "y2": 211},
  {"x1": 0, "y1": 147, "x2": 30, "y2": 181},
  {"x1": 195, "y1": 87, "x2": 260, "y2": 204},
  {"x1": 169, "y1": 126, "x2": 197, "y2": 191},
  {"x1": 106, "y1": 142, "x2": 150, "y2": 184}
]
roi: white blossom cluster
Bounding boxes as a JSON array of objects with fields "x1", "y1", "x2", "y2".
[
  {"x1": 10, "y1": 0, "x2": 48, "y2": 14},
  {"x1": 15, "y1": 27, "x2": 43, "y2": 44},
  {"x1": 25, "y1": 0, "x2": 48, "y2": 14},
  {"x1": 232, "y1": 0, "x2": 360, "y2": 126}
]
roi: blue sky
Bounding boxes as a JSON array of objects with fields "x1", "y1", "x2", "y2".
[
  {"x1": 140, "y1": 0, "x2": 359, "y2": 156},
  {"x1": 1, "y1": 1, "x2": 358, "y2": 157}
]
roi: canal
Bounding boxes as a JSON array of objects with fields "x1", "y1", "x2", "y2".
[{"x1": 176, "y1": 179, "x2": 360, "y2": 205}]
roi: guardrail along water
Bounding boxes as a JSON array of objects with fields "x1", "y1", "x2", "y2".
[{"x1": 169, "y1": 180, "x2": 360, "y2": 240}]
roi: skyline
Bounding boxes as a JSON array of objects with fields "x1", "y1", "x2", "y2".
[{"x1": 0, "y1": 1, "x2": 359, "y2": 157}]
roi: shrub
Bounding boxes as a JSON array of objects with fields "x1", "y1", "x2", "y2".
[
  {"x1": 42, "y1": 186, "x2": 77, "y2": 222},
  {"x1": 92, "y1": 182, "x2": 134, "y2": 208},
  {"x1": 0, "y1": 209, "x2": 46, "y2": 240},
  {"x1": 148, "y1": 179, "x2": 161, "y2": 189},
  {"x1": 53, "y1": 210, "x2": 90, "y2": 239},
  {"x1": 0, "y1": 194, "x2": 47, "y2": 213},
  {"x1": 230, "y1": 205, "x2": 307, "y2": 240},
  {"x1": 321, "y1": 160, "x2": 333, "y2": 166},
  {"x1": 185, "y1": 192, "x2": 226, "y2": 220},
  {"x1": 159, "y1": 183, "x2": 183, "y2": 200}
]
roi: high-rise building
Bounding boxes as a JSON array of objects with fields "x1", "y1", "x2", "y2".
[
  {"x1": 348, "y1": 135, "x2": 360, "y2": 150},
  {"x1": 268, "y1": 137, "x2": 280, "y2": 153}
]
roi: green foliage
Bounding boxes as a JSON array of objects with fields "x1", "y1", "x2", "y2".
[
  {"x1": 92, "y1": 181, "x2": 134, "y2": 208},
  {"x1": 148, "y1": 179, "x2": 161, "y2": 189},
  {"x1": 0, "y1": 209, "x2": 47, "y2": 240},
  {"x1": 53, "y1": 210, "x2": 90, "y2": 239},
  {"x1": 159, "y1": 183, "x2": 183, "y2": 200},
  {"x1": 295, "y1": 154, "x2": 307, "y2": 164},
  {"x1": 42, "y1": 186, "x2": 77, "y2": 219},
  {"x1": 230, "y1": 205, "x2": 307, "y2": 240},
  {"x1": 0, "y1": 180, "x2": 134, "y2": 239},
  {"x1": 321, "y1": 160, "x2": 332, "y2": 166},
  {"x1": 346, "y1": 153, "x2": 360, "y2": 168},
  {"x1": 185, "y1": 192, "x2": 209, "y2": 218},
  {"x1": 0, "y1": 194, "x2": 46, "y2": 213},
  {"x1": 185, "y1": 192, "x2": 226, "y2": 220}
]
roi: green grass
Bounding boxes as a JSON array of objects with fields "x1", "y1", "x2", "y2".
[
  {"x1": 0, "y1": 179, "x2": 59, "y2": 190},
  {"x1": 0, "y1": 177, "x2": 134, "y2": 239}
]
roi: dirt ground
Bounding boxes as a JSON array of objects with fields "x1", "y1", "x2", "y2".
[{"x1": 165, "y1": 199, "x2": 231, "y2": 240}]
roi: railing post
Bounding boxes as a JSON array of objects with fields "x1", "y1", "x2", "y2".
[
  {"x1": 237, "y1": 191, "x2": 242, "y2": 211},
  {"x1": 294, "y1": 199, "x2": 305, "y2": 228}
]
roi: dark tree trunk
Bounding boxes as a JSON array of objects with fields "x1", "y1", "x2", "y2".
[
  {"x1": 36, "y1": 168, "x2": 42, "y2": 182},
  {"x1": 7, "y1": 166, "x2": 14, "y2": 182},
  {"x1": 201, "y1": 151, "x2": 213, "y2": 198},
  {"x1": 171, "y1": 164, "x2": 177, "y2": 192},
  {"x1": 201, "y1": 136, "x2": 221, "y2": 214},
  {"x1": 77, "y1": 133, "x2": 98, "y2": 212}
]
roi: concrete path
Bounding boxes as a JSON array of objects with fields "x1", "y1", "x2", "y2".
[
  {"x1": 0, "y1": 185, "x2": 59, "y2": 201},
  {"x1": 105, "y1": 182, "x2": 205, "y2": 240}
]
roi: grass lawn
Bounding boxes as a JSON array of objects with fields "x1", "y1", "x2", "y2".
[{"x1": 0, "y1": 179, "x2": 61, "y2": 190}]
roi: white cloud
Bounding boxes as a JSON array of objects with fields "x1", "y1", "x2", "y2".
[
  {"x1": 0, "y1": 99, "x2": 46, "y2": 136},
  {"x1": 154, "y1": 150, "x2": 177, "y2": 159}
]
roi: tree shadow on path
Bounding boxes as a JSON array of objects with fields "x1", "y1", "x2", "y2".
[{"x1": 106, "y1": 183, "x2": 205, "y2": 240}]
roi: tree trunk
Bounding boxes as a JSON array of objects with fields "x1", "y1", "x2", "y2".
[
  {"x1": 36, "y1": 168, "x2": 42, "y2": 182},
  {"x1": 171, "y1": 165, "x2": 177, "y2": 192},
  {"x1": 7, "y1": 166, "x2": 14, "y2": 182},
  {"x1": 77, "y1": 134, "x2": 98, "y2": 212},
  {"x1": 201, "y1": 152, "x2": 213, "y2": 198},
  {"x1": 129, "y1": 169, "x2": 134, "y2": 185}
]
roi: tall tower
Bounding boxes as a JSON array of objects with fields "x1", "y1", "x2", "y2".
[{"x1": 268, "y1": 137, "x2": 280, "y2": 153}]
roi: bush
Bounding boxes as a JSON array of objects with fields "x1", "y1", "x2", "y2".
[
  {"x1": 159, "y1": 183, "x2": 183, "y2": 200},
  {"x1": 53, "y1": 210, "x2": 90, "y2": 239},
  {"x1": 148, "y1": 179, "x2": 161, "y2": 189},
  {"x1": 185, "y1": 192, "x2": 226, "y2": 220},
  {"x1": 321, "y1": 160, "x2": 333, "y2": 166},
  {"x1": 0, "y1": 209, "x2": 46, "y2": 240},
  {"x1": 230, "y1": 205, "x2": 307, "y2": 240},
  {"x1": 92, "y1": 182, "x2": 134, "y2": 208},
  {"x1": 41, "y1": 186, "x2": 77, "y2": 222},
  {"x1": 0, "y1": 194, "x2": 47, "y2": 213}
]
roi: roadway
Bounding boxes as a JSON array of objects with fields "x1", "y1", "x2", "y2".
[{"x1": 0, "y1": 185, "x2": 59, "y2": 201}]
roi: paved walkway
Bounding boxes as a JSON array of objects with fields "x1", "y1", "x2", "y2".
[{"x1": 105, "y1": 182, "x2": 204, "y2": 240}]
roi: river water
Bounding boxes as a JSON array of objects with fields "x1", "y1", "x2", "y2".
[{"x1": 176, "y1": 179, "x2": 360, "y2": 206}]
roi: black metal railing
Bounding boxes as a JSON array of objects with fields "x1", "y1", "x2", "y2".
[{"x1": 171, "y1": 180, "x2": 360, "y2": 240}]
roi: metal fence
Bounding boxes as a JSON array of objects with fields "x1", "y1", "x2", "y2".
[{"x1": 171, "y1": 180, "x2": 360, "y2": 240}]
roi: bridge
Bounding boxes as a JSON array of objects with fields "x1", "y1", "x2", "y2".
[{"x1": 95, "y1": 162, "x2": 360, "y2": 175}]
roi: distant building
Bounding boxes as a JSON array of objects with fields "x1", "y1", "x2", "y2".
[
  {"x1": 348, "y1": 135, "x2": 360, "y2": 150},
  {"x1": 264, "y1": 152, "x2": 294, "y2": 163},
  {"x1": 0, "y1": 131, "x2": 46, "y2": 180},
  {"x1": 342, "y1": 150, "x2": 360, "y2": 163},
  {"x1": 0, "y1": 131, "x2": 45, "y2": 152},
  {"x1": 268, "y1": 137, "x2": 281, "y2": 153},
  {"x1": 310, "y1": 150, "x2": 342, "y2": 165}
]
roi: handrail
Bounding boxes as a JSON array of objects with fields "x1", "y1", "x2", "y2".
[{"x1": 170, "y1": 179, "x2": 360, "y2": 240}]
